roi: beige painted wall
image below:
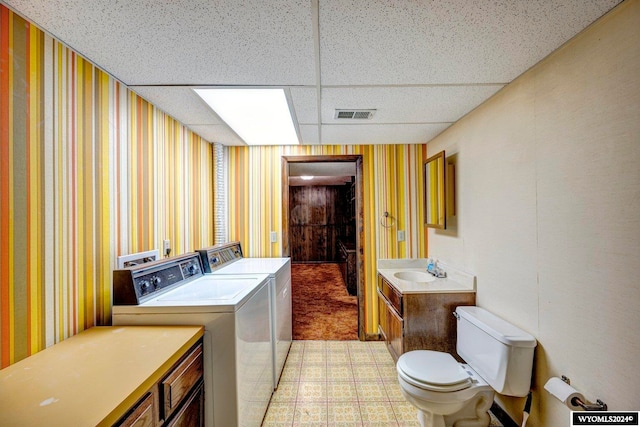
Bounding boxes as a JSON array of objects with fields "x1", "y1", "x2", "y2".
[{"x1": 426, "y1": 1, "x2": 640, "y2": 425}]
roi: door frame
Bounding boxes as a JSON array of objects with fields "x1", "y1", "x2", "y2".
[{"x1": 281, "y1": 155, "x2": 365, "y2": 340}]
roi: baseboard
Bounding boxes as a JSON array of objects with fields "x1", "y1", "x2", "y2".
[
  {"x1": 363, "y1": 333, "x2": 382, "y2": 341},
  {"x1": 490, "y1": 402, "x2": 518, "y2": 427}
]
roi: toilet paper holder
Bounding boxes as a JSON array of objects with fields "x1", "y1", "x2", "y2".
[{"x1": 559, "y1": 376, "x2": 608, "y2": 411}]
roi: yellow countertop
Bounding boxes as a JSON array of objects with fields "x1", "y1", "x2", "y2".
[{"x1": 0, "y1": 325, "x2": 204, "y2": 427}]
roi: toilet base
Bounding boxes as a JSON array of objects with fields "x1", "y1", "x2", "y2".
[
  {"x1": 412, "y1": 390, "x2": 494, "y2": 427},
  {"x1": 417, "y1": 409, "x2": 445, "y2": 427}
]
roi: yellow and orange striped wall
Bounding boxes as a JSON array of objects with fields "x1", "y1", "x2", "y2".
[
  {"x1": 1, "y1": 4, "x2": 429, "y2": 366},
  {"x1": 0, "y1": 6, "x2": 214, "y2": 368},
  {"x1": 226, "y1": 144, "x2": 429, "y2": 335}
]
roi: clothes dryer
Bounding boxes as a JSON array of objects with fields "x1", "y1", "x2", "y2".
[{"x1": 197, "y1": 242, "x2": 291, "y2": 390}]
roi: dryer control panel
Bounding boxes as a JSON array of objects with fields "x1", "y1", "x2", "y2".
[
  {"x1": 113, "y1": 253, "x2": 204, "y2": 305},
  {"x1": 197, "y1": 242, "x2": 243, "y2": 273}
]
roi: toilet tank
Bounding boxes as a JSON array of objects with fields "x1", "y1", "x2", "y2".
[{"x1": 455, "y1": 306, "x2": 536, "y2": 397}]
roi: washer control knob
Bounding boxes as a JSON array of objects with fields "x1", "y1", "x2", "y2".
[
  {"x1": 210, "y1": 257, "x2": 219, "y2": 265},
  {"x1": 138, "y1": 280, "x2": 151, "y2": 295},
  {"x1": 188, "y1": 264, "x2": 198, "y2": 274},
  {"x1": 150, "y1": 276, "x2": 161, "y2": 287}
]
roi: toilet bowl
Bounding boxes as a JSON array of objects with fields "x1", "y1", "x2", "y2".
[
  {"x1": 396, "y1": 306, "x2": 537, "y2": 427},
  {"x1": 397, "y1": 350, "x2": 494, "y2": 427}
]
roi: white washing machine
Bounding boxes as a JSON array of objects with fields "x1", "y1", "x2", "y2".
[
  {"x1": 112, "y1": 253, "x2": 273, "y2": 427},
  {"x1": 197, "y1": 243, "x2": 291, "y2": 390}
]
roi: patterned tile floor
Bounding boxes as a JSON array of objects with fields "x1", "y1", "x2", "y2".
[{"x1": 262, "y1": 340, "x2": 504, "y2": 426}]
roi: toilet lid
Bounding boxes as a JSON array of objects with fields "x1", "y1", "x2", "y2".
[{"x1": 397, "y1": 350, "x2": 472, "y2": 391}]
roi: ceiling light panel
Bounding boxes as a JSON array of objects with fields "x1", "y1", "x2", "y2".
[{"x1": 194, "y1": 88, "x2": 300, "y2": 146}]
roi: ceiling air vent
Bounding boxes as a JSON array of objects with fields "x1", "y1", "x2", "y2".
[{"x1": 334, "y1": 109, "x2": 376, "y2": 119}]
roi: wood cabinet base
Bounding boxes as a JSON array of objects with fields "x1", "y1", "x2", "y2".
[
  {"x1": 377, "y1": 274, "x2": 475, "y2": 362},
  {"x1": 116, "y1": 341, "x2": 204, "y2": 427}
]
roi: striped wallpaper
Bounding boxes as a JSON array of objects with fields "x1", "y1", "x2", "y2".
[
  {"x1": 226, "y1": 144, "x2": 428, "y2": 334},
  {"x1": 1, "y1": 3, "x2": 429, "y2": 365},
  {"x1": 0, "y1": 6, "x2": 215, "y2": 368}
]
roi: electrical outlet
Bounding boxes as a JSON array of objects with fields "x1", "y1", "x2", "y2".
[
  {"x1": 270, "y1": 231, "x2": 277, "y2": 243},
  {"x1": 397, "y1": 230, "x2": 405, "y2": 242},
  {"x1": 163, "y1": 239, "x2": 171, "y2": 256}
]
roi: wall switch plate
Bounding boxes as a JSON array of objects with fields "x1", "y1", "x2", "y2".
[
  {"x1": 270, "y1": 231, "x2": 277, "y2": 243},
  {"x1": 397, "y1": 230, "x2": 405, "y2": 242}
]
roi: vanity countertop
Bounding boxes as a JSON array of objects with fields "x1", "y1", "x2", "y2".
[{"x1": 377, "y1": 259, "x2": 476, "y2": 294}]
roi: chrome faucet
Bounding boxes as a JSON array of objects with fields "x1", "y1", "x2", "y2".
[{"x1": 427, "y1": 259, "x2": 447, "y2": 278}]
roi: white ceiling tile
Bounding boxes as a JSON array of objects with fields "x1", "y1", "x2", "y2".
[
  {"x1": 130, "y1": 86, "x2": 223, "y2": 125},
  {"x1": 321, "y1": 123, "x2": 450, "y2": 145},
  {"x1": 6, "y1": 0, "x2": 316, "y2": 85},
  {"x1": 290, "y1": 87, "x2": 319, "y2": 124},
  {"x1": 319, "y1": 0, "x2": 620, "y2": 85},
  {"x1": 321, "y1": 85, "x2": 504, "y2": 123},
  {"x1": 299, "y1": 125, "x2": 320, "y2": 145}
]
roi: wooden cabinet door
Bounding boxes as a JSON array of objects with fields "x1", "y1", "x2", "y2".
[
  {"x1": 378, "y1": 288, "x2": 404, "y2": 362},
  {"x1": 377, "y1": 290, "x2": 388, "y2": 340},
  {"x1": 387, "y1": 305, "x2": 404, "y2": 361}
]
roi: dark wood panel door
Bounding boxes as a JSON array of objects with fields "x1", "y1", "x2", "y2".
[{"x1": 289, "y1": 185, "x2": 352, "y2": 262}]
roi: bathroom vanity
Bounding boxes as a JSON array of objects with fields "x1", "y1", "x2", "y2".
[{"x1": 377, "y1": 260, "x2": 476, "y2": 362}]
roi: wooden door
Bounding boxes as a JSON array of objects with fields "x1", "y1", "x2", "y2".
[{"x1": 289, "y1": 186, "x2": 350, "y2": 262}]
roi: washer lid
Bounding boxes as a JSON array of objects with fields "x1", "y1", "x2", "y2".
[{"x1": 397, "y1": 350, "x2": 471, "y2": 386}]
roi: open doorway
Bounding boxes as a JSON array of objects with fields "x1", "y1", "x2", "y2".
[{"x1": 281, "y1": 155, "x2": 365, "y2": 340}]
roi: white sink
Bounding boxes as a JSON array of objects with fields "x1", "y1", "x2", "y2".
[{"x1": 393, "y1": 271, "x2": 436, "y2": 283}]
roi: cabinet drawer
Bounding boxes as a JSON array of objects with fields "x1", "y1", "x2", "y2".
[
  {"x1": 161, "y1": 343, "x2": 204, "y2": 420},
  {"x1": 166, "y1": 382, "x2": 204, "y2": 427},
  {"x1": 377, "y1": 276, "x2": 402, "y2": 315},
  {"x1": 115, "y1": 392, "x2": 156, "y2": 427}
]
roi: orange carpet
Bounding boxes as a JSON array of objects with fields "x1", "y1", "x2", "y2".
[{"x1": 291, "y1": 263, "x2": 358, "y2": 340}]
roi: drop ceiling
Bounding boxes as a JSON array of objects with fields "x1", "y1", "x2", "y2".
[{"x1": 3, "y1": 0, "x2": 621, "y2": 146}]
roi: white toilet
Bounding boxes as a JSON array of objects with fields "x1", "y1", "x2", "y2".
[{"x1": 396, "y1": 306, "x2": 537, "y2": 427}]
